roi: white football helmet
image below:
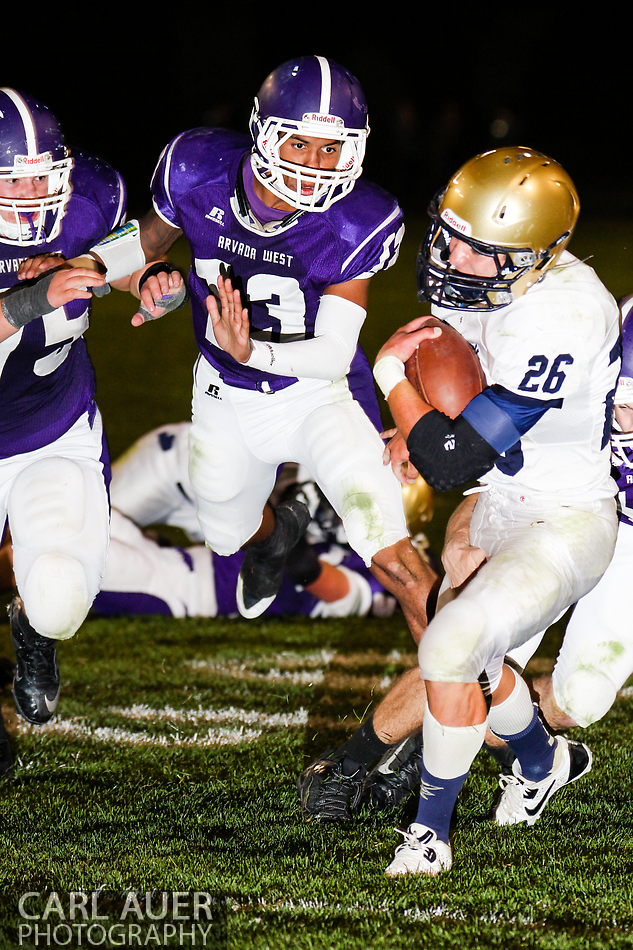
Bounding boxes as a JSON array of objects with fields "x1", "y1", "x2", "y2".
[
  {"x1": 0, "y1": 87, "x2": 73, "y2": 246},
  {"x1": 249, "y1": 56, "x2": 369, "y2": 213}
]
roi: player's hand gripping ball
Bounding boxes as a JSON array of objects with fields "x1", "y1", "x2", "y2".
[{"x1": 405, "y1": 317, "x2": 486, "y2": 418}]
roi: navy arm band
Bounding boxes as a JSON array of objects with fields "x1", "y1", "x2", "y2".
[{"x1": 461, "y1": 385, "x2": 560, "y2": 452}]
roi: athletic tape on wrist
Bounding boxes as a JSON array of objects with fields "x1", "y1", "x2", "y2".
[
  {"x1": 373, "y1": 355, "x2": 406, "y2": 398},
  {"x1": 1, "y1": 271, "x2": 58, "y2": 329},
  {"x1": 88, "y1": 219, "x2": 145, "y2": 283},
  {"x1": 136, "y1": 281, "x2": 187, "y2": 322},
  {"x1": 90, "y1": 282, "x2": 111, "y2": 297}
]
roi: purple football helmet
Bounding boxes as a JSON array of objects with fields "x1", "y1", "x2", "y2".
[
  {"x1": 611, "y1": 296, "x2": 633, "y2": 467},
  {"x1": 250, "y1": 56, "x2": 369, "y2": 212},
  {"x1": 0, "y1": 87, "x2": 73, "y2": 245}
]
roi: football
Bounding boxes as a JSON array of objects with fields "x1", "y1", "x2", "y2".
[{"x1": 405, "y1": 317, "x2": 486, "y2": 418}]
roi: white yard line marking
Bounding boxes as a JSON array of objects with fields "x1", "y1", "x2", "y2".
[
  {"x1": 16, "y1": 706, "x2": 308, "y2": 748},
  {"x1": 185, "y1": 648, "x2": 335, "y2": 674},
  {"x1": 107, "y1": 705, "x2": 308, "y2": 728},
  {"x1": 17, "y1": 718, "x2": 264, "y2": 747}
]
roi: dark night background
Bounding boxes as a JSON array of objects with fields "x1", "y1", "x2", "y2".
[{"x1": 4, "y1": 13, "x2": 628, "y2": 220}]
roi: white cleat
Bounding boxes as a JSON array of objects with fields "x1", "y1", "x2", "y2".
[
  {"x1": 385, "y1": 823, "x2": 452, "y2": 877},
  {"x1": 493, "y1": 735, "x2": 592, "y2": 827},
  {"x1": 236, "y1": 575, "x2": 276, "y2": 619}
]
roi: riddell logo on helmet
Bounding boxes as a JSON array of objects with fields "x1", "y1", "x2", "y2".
[
  {"x1": 441, "y1": 208, "x2": 472, "y2": 236},
  {"x1": 14, "y1": 152, "x2": 52, "y2": 170},
  {"x1": 303, "y1": 113, "x2": 344, "y2": 127}
]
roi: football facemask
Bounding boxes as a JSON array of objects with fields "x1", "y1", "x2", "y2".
[
  {"x1": 418, "y1": 148, "x2": 579, "y2": 310},
  {"x1": 611, "y1": 302, "x2": 633, "y2": 467},
  {"x1": 250, "y1": 56, "x2": 369, "y2": 213},
  {"x1": 0, "y1": 88, "x2": 73, "y2": 246},
  {"x1": 611, "y1": 418, "x2": 633, "y2": 470}
]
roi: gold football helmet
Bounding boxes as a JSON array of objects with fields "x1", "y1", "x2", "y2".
[
  {"x1": 418, "y1": 147, "x2": 580, "y2": 310},
  {"x1": 401, "y1": 475, "x2": 434, "y2": 538}
]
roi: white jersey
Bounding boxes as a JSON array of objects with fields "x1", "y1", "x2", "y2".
[{"x1": 433, "y1": 252, "x2": 620, "y2": 502}]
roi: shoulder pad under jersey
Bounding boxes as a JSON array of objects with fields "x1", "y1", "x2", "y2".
[
  {"x1": 152, "y1": 128, "x2": 251, "y2": 209},
  {"x1": 68, "y1": 151, "x2": 127, "y2": 232},
  {"x1": 322, "y1": 178, "x2": 403, "y2": 282}
]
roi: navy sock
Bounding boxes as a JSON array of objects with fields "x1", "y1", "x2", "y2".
[
  {"x1": 414, "y1": 762, "x2": 468, "y2": 842},
  {"x1": 494, "y1": 705, "x2": 556, "y2": 781}
]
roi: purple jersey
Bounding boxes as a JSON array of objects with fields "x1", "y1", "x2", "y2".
[
  {"x1": 151, "y1": 129, "x2": 403, "y2": 392},
  {"x1": 614, "y1": 447, "x2": 633, "y2": 527},
  {"x1": 0, "y1": 153, "x2": 126, "y2": 457}
]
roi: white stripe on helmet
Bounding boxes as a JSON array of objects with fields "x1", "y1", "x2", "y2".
[
  {"x1": 315, "y1": 56, "x2": 331, "y2": 115},
  {"x1": 0, "y1": 87, "x2": 37, "y2": 156}
]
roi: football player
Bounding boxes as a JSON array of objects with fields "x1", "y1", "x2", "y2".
[
  {"x1": 346, "y1": 298, "x2": 633, "y2": 825},
  {"x1": 0, "y1": 421, "x2": 423, "y2": 619},
  {"x1": 302, "y1": 147, "x2": 620, "y2": 876},
  {"x1": 495, "y1": 296, "x2": 633, "y2": 744},
  {"x1": 0, "y1": 88, "x2": 179, "y2": 728},
  {"x1": 88, "y1": 422, "x2": 390, "y2": 620},
  {"x1": 0, "y1": 421, "x2": 426, "y2": 619},
  {"x1": 88, "y1": 56, "x2": 437, "y2": 641}
]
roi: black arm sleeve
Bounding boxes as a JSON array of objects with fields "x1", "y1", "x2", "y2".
[{"x1": 406, "y1": 410, "x2": 500, "y2": 492}]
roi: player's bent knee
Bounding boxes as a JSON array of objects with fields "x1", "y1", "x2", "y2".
[
  {"x1": 23, "y1": 552, "x2": 90, "y2": 640},
  {"x1": 9, "y1": 458, "x2": 85, "y2": 546},
  {"x1": 553, "y1": 668, "x2": 618, "y2": 728},
  {"x1": 188, "y1": 429, "x2": 247, "y2": 504},
  {"x1": 195, "y1": 501, "x2": 262, "y2": 556},
  {"x1": 418, "y1": 598, "x2": 488, "y2": 682},
  {"x1": 339, "y1": 474, "x2": 403, "y2": 565}
]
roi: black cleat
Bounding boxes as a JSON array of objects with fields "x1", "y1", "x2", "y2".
[
  {"x1": 297, "y1": 748, "x2": 366, "y2": 821},
  {"x1": 363, "y1": 733, "x2": 423, "y2": 811},
  {"x1": 483, "y1": 739, "x2": 517, "y2": 772},
  {"x1": 237, "y1": 498, "x2": 311, "y2": 618},
  {"x1": 0, "y1": 656, "x2": 16, "y2": 689},
  {"x1": 0, "y1": 706, "x2": 13, "y2": 778},
  {"x1": 9, "y1": 596, "x2": 60, "y2": 724}
]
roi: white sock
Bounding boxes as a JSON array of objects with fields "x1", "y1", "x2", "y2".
[
  {"x1": 488, "y1": 668, "x2": 534, "y2": 738},
  {"x1": 423, "y1": 703, "x2": 487, "y2": 780}
]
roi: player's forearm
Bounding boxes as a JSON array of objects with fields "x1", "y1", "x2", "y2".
[
  {"x1": 246, "y1": 331, "x2": 354, "y2": 380},
  {"x1": 139, "y1": 208, "x2": 182, "y2": 259},
  {"x1": 372, "y1": 345, "x2": 434, "y2": 439},
  {"x1": 0, "y1": 299, "x2": 19, "y2": 342},
  {"x1": 244, "y1": 294, "x2": 365, "y2": 380},
  {"x1": 0, "y1": 268, "x2": 99, "y2": 337},
  {"x1": 385, "y1": 378, "x2": 434, "y2": 440}
]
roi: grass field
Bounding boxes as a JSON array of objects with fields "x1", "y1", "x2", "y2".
[{"x1": 1, "y1": 220, "x2": 633, "y2": 949}]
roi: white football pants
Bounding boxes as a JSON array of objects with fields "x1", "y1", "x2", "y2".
[
  {"x1": 418, "y1": 485, "x2": 618, "y2": 693},
  {"x1": 188, "y1": 357, "x2": 408, "y2": 564},
  {"x1": 0, "y1": 411, "x2": 110, "y2": 639},
  {"x1": 510, "y1": 518, "x2": 633, "y2": 727},
  {"x1": 101, "y1": 509, "x2": 216, "y2": 617},
  {"x1": 110, "y1": 421, "x2": 203, "y2": 542}
]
